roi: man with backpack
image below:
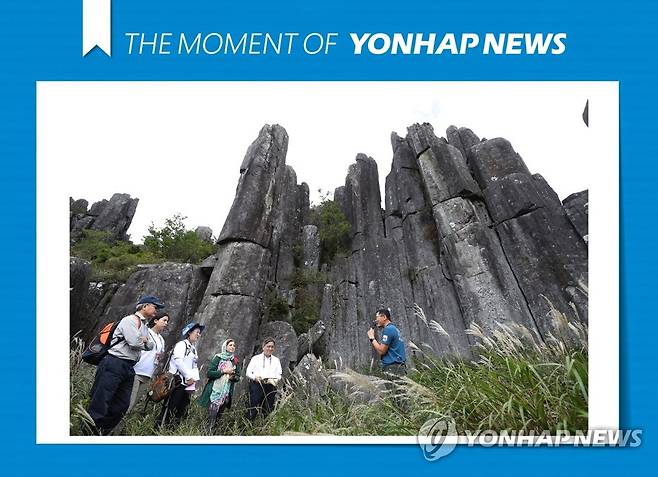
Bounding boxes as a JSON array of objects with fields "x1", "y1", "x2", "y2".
[{"x1": 86, "y1": 295, "x2": 164, "y2": 435}]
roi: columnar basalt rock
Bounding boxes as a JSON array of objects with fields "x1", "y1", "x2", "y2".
[
  {"x1": 297, "y1": 319, "x2": 326, "y2": 361},
  {"x1": 194, "y1": 125, "x2": 307, "y2": 368},
  {"x1": 217, "y1": 125, "x2": 289, "y2": 248},
  {"x1": 301, "y1": 225, "x2": 320, "y2": 271},
  {"x1": 384, "y1": 136, "x2": 473, "y2": 358},
  {"x1": 446, "y1": 125, "x2": 481, "y2": 161},
  {"x1": 70, "y1": 122, "x2": 588, "y2": 374},
  {"x1": 399, "y1": 125, "x2": 541, "y2": 339},
  {"x1": 467, "y1": 137, "x2": 588, "y2": 333},
  {"x1": 563, "y1": 190, "x2": 589, "y2": 243}
]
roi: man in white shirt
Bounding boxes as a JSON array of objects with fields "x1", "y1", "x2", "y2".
[{"x1": 245, "y1": 338, "x2": 282, "y2": 420}]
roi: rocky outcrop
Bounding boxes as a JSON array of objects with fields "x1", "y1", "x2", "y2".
[
  {"x1": 195, "y1": 226, "x2": 213, "y2": 243},
  {"x1": 317, "y1": 123, "x2": 587, "y2": 365},
  {"x1": 96, "y1": 263, "x2": 209, "y2": 350},
  {"x1": 70, "y1": 257, "x2": 91, "y2": 339},
  {"x1": 467, "y1": 138, "x2": 588, "y2": 332},
  {"x1": 193, "y1": 125, "x2": 308, "y2": 369},
  {"x1": 297, "y1": 320, "x2": 326, "y2": 361},
  {"x1": 217, "y1": 125, "x2": 289, "y2": 248},
  {"x1": 76, "y1": 281, "x2": 122, "y2": 343},
  {"x1": 292, "y1": 354, "x2": 330, "y2": 405},
  {"x1": 70, "y1": 122, "x2": 588, "y2": 375},
  {"x1": 70, "y1": 257, "x2": 122, "y2": 343},
  {"x1": 70, "y1": 193, "x2": 139, "y2": 242},
  {"x1": 301, "y1": 225, "x2": 320, "y2": 271},
  {"x1": 563, "y1": 191, "x2": 588, "y2": 243}
]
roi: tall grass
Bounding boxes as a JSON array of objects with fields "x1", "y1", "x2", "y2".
[{"x1": 70, "y1": 302, "x2": 587, "y2": 436}]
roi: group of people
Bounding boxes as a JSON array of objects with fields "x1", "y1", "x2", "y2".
[
  {"x1": 85, "y1": 297, "x2": 406, "y2": 436},
  {"x1": 85, "y1": 295, "x2": 284, "y2": 435}
]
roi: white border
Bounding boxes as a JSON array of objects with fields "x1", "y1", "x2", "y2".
[{"x1": 37, "y1": 81, "x2": 618, "y2": 444}]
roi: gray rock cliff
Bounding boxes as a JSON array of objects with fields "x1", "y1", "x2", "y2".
[
  {"x1": 70, "y1": 193, "x2": 138, "y2": 243},
  {"x1": 70, "y1": 123, "x2": 588, "y2": 376}
]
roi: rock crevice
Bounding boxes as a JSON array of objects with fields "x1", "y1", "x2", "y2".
[{"x1": 70, "y1": 122, "x2": 588, "y2": 372}]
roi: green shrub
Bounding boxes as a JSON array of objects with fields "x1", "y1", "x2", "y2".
[
  {"x1": 267, "y1": 293, "x2": 290, "y2": 323},
  {"x1": 71, "y1": 230, "x2": 162, "y2": 282},
  {"x1": 71, "y1": 215, "x2": 215, "y2": 283},
  {"x1": 290, "y1": 269, "x2": 328, "y2": 334},
  {"x1": 143, "y1": 214, "x2": 215, "y2": 264},
  {"x1": 309, "y1": 199, "x2": 351, "y2": 265}
]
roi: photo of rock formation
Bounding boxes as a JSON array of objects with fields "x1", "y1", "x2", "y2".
[{"x1": 70, "y1": 122, "x2": 588, "y2": 374}]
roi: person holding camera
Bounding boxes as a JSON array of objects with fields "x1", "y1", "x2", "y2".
[{"x1": 245, "y1": 338, "x2": 282, "y2": 421}]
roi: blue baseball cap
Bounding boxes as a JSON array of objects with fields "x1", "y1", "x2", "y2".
[
  {"x1": 181, "y1": 322, "x2": 205, "y2": 337},
  {"x1": 137, "y1": 295, "x2": 165, "y2": 309}
]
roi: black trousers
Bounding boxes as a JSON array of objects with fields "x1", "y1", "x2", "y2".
[
  {"x1": 158, "y1": 383, "x2": 191, "y2": 428},
  {"x1": 246, "y1": 380, "x2": 277, "y2": 421},
  {"x1": 87, "y1": 354, "x2": 136, "y2": 435}
]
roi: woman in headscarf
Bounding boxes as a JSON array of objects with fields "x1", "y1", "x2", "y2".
[{"x1": 198, "y1": 338, "x2": 241, "y2": 433}]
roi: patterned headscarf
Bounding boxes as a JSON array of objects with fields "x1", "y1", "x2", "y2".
[
  {"x1": 218, "y1": 339, "x2": 235, "y2": 362},
  {"x1": 210, "y1": 339, "x2": 237, "y2": 406}
]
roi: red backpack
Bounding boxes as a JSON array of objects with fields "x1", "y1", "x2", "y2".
[{"x1": 81, "y1": 315, "x2": 140, "y2": 365}]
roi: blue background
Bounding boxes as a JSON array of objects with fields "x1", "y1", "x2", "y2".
[{"x1": 0, "y1": 0, "x2": 654, "y2": 474}]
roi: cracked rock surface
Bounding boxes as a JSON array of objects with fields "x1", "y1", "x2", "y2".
[{"x1": 71, "y1": 123, "x2": 588, "y2": 373}]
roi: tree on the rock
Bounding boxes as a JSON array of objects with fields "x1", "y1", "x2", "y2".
[{"x1": 143, "y1": 213, "x2": 215, "y2": 263}]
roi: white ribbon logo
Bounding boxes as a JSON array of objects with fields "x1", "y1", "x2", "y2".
[{"x1": 82, "y1": 0, "x2": 112, "y2": 56}]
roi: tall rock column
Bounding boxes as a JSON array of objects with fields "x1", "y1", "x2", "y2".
[
  {"x1": 193, "y1": 125, "x2": 291, "y2": 367},
  {"x1": 405, "y1": 124, "x2": 540, "y2": 339},
  {"x1": 467, "y1": 138, "x2": 588, "y2": 334},
  {"x1": 322, "y1": 155, "x2": 408, "y2": 368},
  {"x1": 384, "y1": 137, "x2": 473, "y2": 357}
]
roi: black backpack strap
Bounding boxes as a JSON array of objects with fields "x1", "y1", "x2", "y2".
[
  {"x1": 184, "y1": 340, "x2": 193, "y2": 357},
  {"x1": 108, "y1": 314, "x2": 141, "y2": 349}
]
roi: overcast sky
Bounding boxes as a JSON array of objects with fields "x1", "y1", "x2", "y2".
[{"x1": 40, "y1": 82, "x2": 601, "y2": 243}]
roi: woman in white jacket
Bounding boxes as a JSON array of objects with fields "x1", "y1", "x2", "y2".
[
  {"x1": 127, "y1": 313, "x2": 169, "y2": 413},
  {"x1": 157, "y1": 322, "x2": 204, "y2": 429}
]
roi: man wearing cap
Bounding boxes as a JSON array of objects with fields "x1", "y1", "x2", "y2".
[
  {"x1": 87, "y1": 295, "x2": 163, "y2": 435},
  {"x1": 157, "y1": 321, "x2": 204, "y2": 428},
  {"x1": 367, "y1": 307, "x2": 407, "y2": 377}
]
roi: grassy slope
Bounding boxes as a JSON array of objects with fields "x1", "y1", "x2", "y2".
[{"x1": 70, "y1": 308, "x2": 587, "y2": 436}]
